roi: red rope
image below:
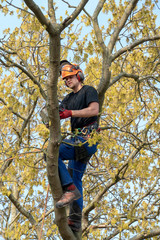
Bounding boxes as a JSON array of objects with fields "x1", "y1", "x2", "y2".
[{"x1": 38, "y1": 184, "x2": 50, "y2": 240}]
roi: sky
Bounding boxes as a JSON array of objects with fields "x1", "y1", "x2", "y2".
[
  {"x1": 0, "y1": 0, "x2": 160, "y2": 65},
  {"x1": 0, "y1": 0, "x2": 98, "y2": 36},
  {"x1": 0, "y1": 0, "x2": 160, "y2": 75},
  {"x1": 0, "y1": 0, "x2": 160, "y2": 37},
  {"x1": 0, "y1": 0, "x2": 104, "y2": 71},
  {"x1": 1, "y1": 0, "x2": 160, "y2": 35}
]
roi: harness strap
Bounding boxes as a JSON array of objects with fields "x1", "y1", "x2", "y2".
[{"x1": 75, "y1": 121, "x2": 98, "y2": 137}]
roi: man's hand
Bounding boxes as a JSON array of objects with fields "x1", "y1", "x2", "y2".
[{"x1": 59, "y1": 109, "x2": 72, "y2": 119}]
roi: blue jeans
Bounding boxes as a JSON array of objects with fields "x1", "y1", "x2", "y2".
[{"x1": 58, "y1": 136, "x2": 98, "y2": 223}]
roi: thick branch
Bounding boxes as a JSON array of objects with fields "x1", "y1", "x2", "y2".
[
  {"x1": 83, "y1": 179, "x2": 118, "y2": 216},
  {"x1": 92, "y1": 0, "x2": 107, "y2": 54},
  {"x1": 8, "y1": 193, "x2": 40, "y2": 234},
  {"x1": 48, "y1": 0, "x2": 56, "y2": 23},
  {"x1": 0, "y1": 46, "x2": 17, "y2": 55},
  {"x1": 108, "y1": 0, "x2": 139, "y2": 54},
  {"x1": 0, "y1": 159, "x2": 13, "y2": 176},
  {"x1": 111, "y1": 35, "x2": 160, "y2": 61},
  {"x1": 130, "y1": 177, "x2": 160, "y2": 216},
  {"x1": 19, "y1": 98, "x2": 38, "y2": 138},
  {"x1": 0, "y1": 97, "x2": 26, "y2": 120},
  {"x1": 83, "y1": 144, "x2": 144, "y2": 228},
  {"x1": 23, "y1": 0, "x2": 59, "y2": 36},
  {"x1": 0, "y1": 54, "x2": 47, "y2": 100},
  {"x1": 130, "y1": 228, "x2": 160, "y2": 240},
  {"x1": 60, "y1": 0, "x2": 89, "y2": 31},
  {"x1": 109, "y1": 72, "x2": 139, "y2": 87}
]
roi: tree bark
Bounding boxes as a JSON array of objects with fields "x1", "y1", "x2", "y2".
[{"x1": 47, "y1": 32, "x2": 77, "y2": 240}]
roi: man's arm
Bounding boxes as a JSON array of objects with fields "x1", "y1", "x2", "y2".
[{"x1": 71, "y1": 102, "x2": 99, "y2": 118}]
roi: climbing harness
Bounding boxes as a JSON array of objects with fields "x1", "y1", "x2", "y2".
[{"x1": 75, "y1": 121, "x2": 99, "y2": 138}]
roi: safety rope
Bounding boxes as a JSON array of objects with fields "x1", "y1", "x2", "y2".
[
  {"x1": 38, "y1": 184, "x2": 50, "y2": 240},
  {"x1": 88, "y1": 153, "x2": 99, "y2": 168}
]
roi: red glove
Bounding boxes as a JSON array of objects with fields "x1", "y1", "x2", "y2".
[{"x1": 59, "y1": 109, "x2": 72, "y2": 119}]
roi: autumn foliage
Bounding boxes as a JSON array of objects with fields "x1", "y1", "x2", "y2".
[{"x1": 0, "y1": 1, "x2": 160, "y2": 240}]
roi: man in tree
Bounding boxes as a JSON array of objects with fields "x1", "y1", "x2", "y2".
[{"x1": 56, "y1": 60, "x2": 99, "y2": 232}]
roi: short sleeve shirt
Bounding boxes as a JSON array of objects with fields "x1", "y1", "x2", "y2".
[{"x1": 60, "y1": 85, "x2": 99, "y2": 132}]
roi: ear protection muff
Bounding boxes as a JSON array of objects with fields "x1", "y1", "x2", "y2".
[{"x1": 71, "y1": 64, "x2": 85, "y2": 82}]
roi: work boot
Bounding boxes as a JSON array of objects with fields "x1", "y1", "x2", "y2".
[{"x1": 56, "y1": 187, "x2": 81, "y2": 208}]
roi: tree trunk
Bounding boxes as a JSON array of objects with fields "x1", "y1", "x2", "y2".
[{"x1": 47, "y1": 34, "x2": 77, "y2": 240}]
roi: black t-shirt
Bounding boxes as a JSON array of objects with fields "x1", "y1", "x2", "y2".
[{"x1": 60, "y1": 85, "x2": 99, "y2": 132}]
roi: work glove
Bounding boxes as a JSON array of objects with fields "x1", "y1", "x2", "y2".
[{"x1": 59, "y1": 109, "x2": 72, "y2": 119}]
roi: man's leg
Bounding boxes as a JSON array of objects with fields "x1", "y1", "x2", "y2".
[
  {"x1": 57, "y1": 137, "x2": 98, "y2": 230},
  {"x1": 58, "y1": 137, "x2": 97, "y2": 187},
  {"x1": 67, "y1": 138, "x2": 98, "y2": 231},
  {"x1": 68, "y1": 160, "x2": 87, "y2": 231},
  {"x1": 56, "y1": 139, "x2": 81, "y2": 208}
]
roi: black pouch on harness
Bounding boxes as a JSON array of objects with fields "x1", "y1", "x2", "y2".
[{"x1": 74, "y1": 143, "x2": 91, "y2": 163}]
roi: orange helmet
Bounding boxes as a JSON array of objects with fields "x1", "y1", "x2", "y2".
[{"x1": 60, "y1": 61, "x2": 84, "y2": 82}]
